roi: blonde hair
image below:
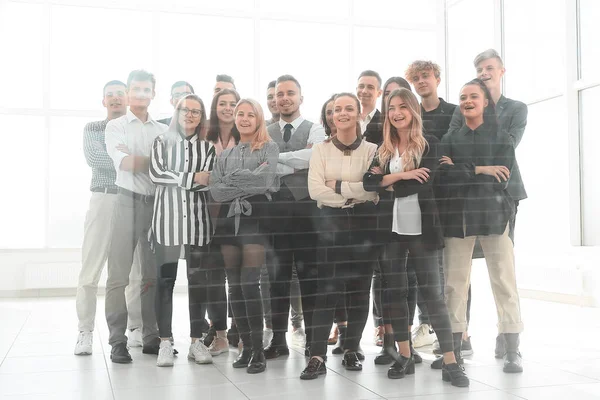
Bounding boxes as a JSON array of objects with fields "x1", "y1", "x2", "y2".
[
  {"x1": 405, "y1": 60, "x2": 442, "y2": 81},
  {"x1": 234, "y1": 98, "x2": 271, "y2": 152},
  {"x1": 378, "y1": 88, "x2": 427, "y2": 170}
]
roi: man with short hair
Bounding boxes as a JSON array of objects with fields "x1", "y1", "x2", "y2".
[
  {"x1": 158, "y1": 81, "x2": 194, "y2": 125},
  {"x1": 74, "y1": 80, "x2": 145, "y2": 356},
  {"x1": 356, "y1": 70, "x2": 383, "y2": 144},
  {"x1": 213, "y1": 74, "x2": 236, "y2": 95},
  {"x1": 446, "y1": 49, "x2": 527, "y2": 372},
  {"x1": 265, "y1": 80, "x2": 280, "y2": 126},
  {"x1": 404, "y1": 60, "x2": 457, "y2": 350},
  {"x1": 104, "y1": 70, "x2": 168, "y2": 363},
  {"x1": 265, "y1": 74, "x2": 326, "y2": 359}
]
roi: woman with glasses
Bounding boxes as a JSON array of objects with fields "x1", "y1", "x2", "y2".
[
  {"x1": 210, "y1": 99, "x2": 279, "y2": 374},
  {"x1": 149, "y1": 94, "x2": 216, "y2": 367}
]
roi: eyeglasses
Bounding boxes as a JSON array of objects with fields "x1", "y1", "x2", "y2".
[{"x1": 179, "y1": 107, "x2": 202, "y2": 117}]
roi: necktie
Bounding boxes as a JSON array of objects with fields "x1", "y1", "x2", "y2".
[{"x1": 283, "y1": 123, "x2": 293, "y2": 143}]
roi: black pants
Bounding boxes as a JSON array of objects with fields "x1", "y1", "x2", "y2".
[
  {"x1": 154, "y1": 244, "x2": 210, "y2": 338},
  {"x1": 205, "y1": 247, "x2": 228, "y2": 331},
  {"x1": 310, "y1": 204, "x2": 378, "y2": 357},
  {"x1": 379, "y1": 236, "x2": 453, "y2": 353},
  {"x1": 372, "y1": 259, "x2": 385, "y2": 327},
  {"x1": 416, "y1": 251, "x2": 445, "y2": 325},
  {"x1": 268, "y1": 193, "x2": 318, "y2": 345}
]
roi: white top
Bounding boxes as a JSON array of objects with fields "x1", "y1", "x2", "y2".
[
  {"x1": 360, "y1": 108, "x2": 378, "y2": 135},
  {"x1": 105, "y1": 110, "x2": 168, "y2": 195},
  {"x1": 276, "y1": 116, "x2": 326, "y2": 176},
  {"x1": 391, "y1": 149, "x2": 422, "y2": 235}
]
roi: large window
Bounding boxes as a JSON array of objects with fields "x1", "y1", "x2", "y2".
[
  {"x1": 0, "y1": 0, "x2": 443, "y2": 249},
  {"x1": 578, "y1": 0, "x2": 600, "y2": 80},
  {"x1": 580, "y1": 86, "x2": 600, "y2": 246}
]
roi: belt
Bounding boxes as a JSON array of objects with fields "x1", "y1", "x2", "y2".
[
  {"x1": 91, "y1": 187, "x2": 118, "y2": 194},
  {"x1": 118, "y1": 188, "x2": 155, "y2": 203}
]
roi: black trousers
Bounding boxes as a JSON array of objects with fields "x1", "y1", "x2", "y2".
[
  {"x1": 379, "y1": 235, "x2": 453, "y2": 354},
  {"x1": 268, "y1": 192, "x2": 318, "y2": 345},
  {"x1": 416, "y1": 251, "x2": 445, "y2": 325},
  {"x1": 205, "y1": 247, "x2": 228, "y2": 331},
  {"x1": 372, "y1": 259, "x2": 385, "y2": 328},
  {"x1": 154, "y1": 243, "x2": 210, "y2": 338},
  {"x1": 310, "y1": 204, "x2": 378, "y2": 357}
]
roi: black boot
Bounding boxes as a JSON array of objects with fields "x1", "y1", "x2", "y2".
[
  {"x1": 503, "y1": 333, "x2": 523, "y2": 373},
  {"x1": 264, "y1": 332, "x2": 290, "y2": 359},
  {"x1": 432, "y1": 332, "x2": 464, "y2": 370},
  {"x1": 332, "y1": 325, "x2": 346, "y2": 355},
  {"x1": 247, "y1": 349, "x2": 267, "y2": 374},
  {"x1": 374, "y1": 333, "x2": 396, "y2": 365},
  {"x1": 233, "y1": 347, "x2": 252, "y2": 368},
  {"x1": 387, "y1": 354, "x2": 415, "y2": 379},
  {"x1": 442, "y1": 362, "x2": 470, "y2": 387}
]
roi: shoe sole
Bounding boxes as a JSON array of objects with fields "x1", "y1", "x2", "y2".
[
  {"x1": 442, "y1": 372, "x2": 470, "y2": 387},
  {"x1": 209, "y1": 348, "x2": 229, "y2": 356},
  {"x1": 503, "y1": 366, "x2": 523, "y2": 373},
  {"x1": 157, "y1": 362, "x2": 174, "y2": 367},
  {"x1": 74, "y1": 350, "x2": 92, "y2": 356},
  {"x1": 247, "y1": 365, "x2": 266, "y2": 374},
  {"x1": 188, "y1": 355, "x2": 213, "y2": 364},
  {"x1": 300, "y1": 370, "x2": 327, "y2": 380},
  {"x1": 110, "y1": 356, "x2": 132, "y2": 364}
]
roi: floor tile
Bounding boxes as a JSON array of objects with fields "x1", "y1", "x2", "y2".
[
  {"x1": 0, "y1": 354, "x2": 107, "y2": 374},
  {"x1": 113, "y1": 382, "x2": 247, "y2": 400},
  {"x1": 0, "y1": 369, "x2": 111, "y2": 396},
  {"x1": 107, "y1": 364, "x2": 230, "y2": 389},
  {"x1": 507, "y1": 383, "x2": 600, "y2": 400}
]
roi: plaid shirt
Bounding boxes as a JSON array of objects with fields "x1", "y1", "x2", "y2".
[{"x1": 82, "y1": 119, "x2": 118, "y2": 191}]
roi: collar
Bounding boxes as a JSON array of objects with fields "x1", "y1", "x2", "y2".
[
  {"x1": 279, "y1": 115, "x2": 305, "y2": 131},
  {"x1": 496, "y1": 94, "x2": 508, "y2": 109},
  {"x1": 458, "y1": 122, "x2": 491, "y2": 136},
  {"x1": 332, "y1": 135, "x2": 362, "y2": 154},
  {"x1": 126, "y1": 109, "x2": 159, "y2": 126},
  {"x1": 421, "y1": 98, "x2": 449, "y2": 114},
  {"x1": 176, "y1": 131, "x2": 199, "y2": 143},
  {"x1": 362, "y1": 107, "x2": 378, "y2": 123}
]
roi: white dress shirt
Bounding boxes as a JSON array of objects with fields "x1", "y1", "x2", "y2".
[
  {"x1": 360, "y1": 108, "x2": 378, "y2": 135},
  {"x1": 277, "y1": 116, "x2": 326, "y2": 176},
  {"x1": 391, "y1": 149, "x2": 422, "y2": 235},
  {"x1": 105, "y1": 110, "x2": 168, "y2": 195}
]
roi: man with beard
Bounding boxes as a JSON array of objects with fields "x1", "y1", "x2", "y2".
[{"x1": 264, "y1": 75, "x2": 326, "y2": 359}]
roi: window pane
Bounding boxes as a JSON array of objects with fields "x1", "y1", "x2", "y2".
[
  {"x1": 446, "y1": 0, "x2": 495, "y2": 104},
  {"x1": 156, "y1": 14, "x2": 254, "y2": 118},
  {"x1": 174, "y1": 0, "x2": 252, "y2": 11},
  {"x1": 0, "y1": 115, "x2": 46, "y2": 248},
  {"x1": 580, "y1": 86, "x2": 600, "y2": 246},
  {"x1": 516, "y1": 96, "x2": 570, "y2": 251},
  {"x1": 0, "y1": 2, "x2": 44, "y2": 109},
  {"x1": 354, "y1": 0, "x2": 437, "y2": 24},
  {"x1": 504, "y1": 0, "x2": 565, "y2": 102},
  {"x1": 260, "y1": 0, "x2": 349, "y2": 18},
  {"x1": 49, "y1": 5, "x2": 154, "y2": 111},
  {"x1": 259, "y1": 21, "x2": 350, "y2": 122},
  {"x1": 579, "y1": 0, "x2": 600, "y2": 80},
  {"x1": 353, "y1": 27, "x2": 439, "y2": 99},
  {"x1": 48, "y1": 117, "x2": 93, "y2": 248}
]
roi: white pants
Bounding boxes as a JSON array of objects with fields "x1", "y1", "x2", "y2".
[
  {"x1": 76, "y1": 192, "x2": 142, "y2": 332},
  {"x1": 443, "y1": 224, "x2": 524, "y2": 334}
]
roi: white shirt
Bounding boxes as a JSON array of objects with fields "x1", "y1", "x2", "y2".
[
  {"x1": 391, "y1": 150, "x2": 422, "y2": 235},
  {"x1": 360, "y1": 108, "x2": 378, "y2": 135},
  {"x1": 105, "y1": 110, "x2": 168, "y2": 195},
  {"x1": 277, "y1": 116, "x2": 326, "y2": 176}
]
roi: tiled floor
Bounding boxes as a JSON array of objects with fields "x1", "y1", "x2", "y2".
[{"x1": 2, "y1": 266, "x2": 600, "y2": 399}]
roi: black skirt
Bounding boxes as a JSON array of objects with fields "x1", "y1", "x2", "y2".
[{"x1": 212, "y1": 195, "x2": 272, "y2": 247}]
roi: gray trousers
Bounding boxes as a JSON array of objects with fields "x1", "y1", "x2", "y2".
[{"x1": 105, "y1": 193, "x2": 159, "y2": 346}]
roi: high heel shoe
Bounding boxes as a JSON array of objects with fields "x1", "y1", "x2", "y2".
[
  {"x1": 387, "y1": 354, "x2": 415, "y2": 379},
  {"x1": 442, "y1": 362, "x2": 470, "y2": 387}
]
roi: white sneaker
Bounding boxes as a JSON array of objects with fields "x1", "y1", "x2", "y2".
[
  {"x1": 412, "y1": 324, "x2": 437, "y2": 348},
  {"x1": 188, "y1": 340, "x2": 213, "y2": 364},
  {"x1": 263, "y1": 328, "x2": 273, "y2": 348},
  {"x1": 291, "y1": 327, "x2": 306, "y2": 348},
  {"x1": 208, "y1": 337, "x2": 229, "y2": 356},
  {"x1": 157, "y1": 340, "x2": 174, "y2": 367},
  {"x1": 74, "y1": 331, "x2": 93, "y2": 355},
  {"x1": 127, "y1": 328, "x2": 143, "y2": 347}
]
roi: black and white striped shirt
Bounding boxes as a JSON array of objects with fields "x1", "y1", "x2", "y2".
[{"x1": 149, "y1": 130, "x2": 216, "y2": 247}]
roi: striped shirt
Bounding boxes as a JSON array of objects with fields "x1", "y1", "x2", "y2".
[
  {"x1": 82, "y1": 119, "x2": 118, "y2": 191},
  {"x1": 149, "y1": 130, "x2": 216, "y2": 247}
]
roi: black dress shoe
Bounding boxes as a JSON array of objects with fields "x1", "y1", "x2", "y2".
[
  {"x1": 110, "y1": 342, "x2": 132, "y2": 364},
  {"x1": 442, "y1": 362, "x2": 470, "y2": 387},
  {"x1": 388, "y1": 355, "x2": 415, "y2": 379},
  {"x1": 247, "y1": 349, "x2": 267, "y2": 374},
  {"x1": 300, "y1": 357, "x2": 327, "y2": 380},
  {"x1": 357, "y1": 345, "x2": 365, "y2": 361},
  {"x1": 233, "y1": 348, "x2": 252, "y2": 368},
  {"x1": 342, "y1": 352, "x2": 362, "y2": 371},
  {"x1": 263, "y1": 344, "x2": 290, "y2": 359},
  {"x1": 503, "y1": 351, "x2": 523, "y2": 373},
  {"x1": 411, "y1": 344, "x2": 422, "y2": 364},
  {"x1": 495, "y1": 334, "x2": 506, "y2": 359},
  {"x1": 204, "y1": 326, "x2": 216, "y2": 347}
]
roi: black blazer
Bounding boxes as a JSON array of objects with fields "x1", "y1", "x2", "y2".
[
  {"x1": 363, "y1": 110, "x2": 383, "y2": 145},
  {"x1": 363, "y1": 134, "x2": 444, "y2": 250}
]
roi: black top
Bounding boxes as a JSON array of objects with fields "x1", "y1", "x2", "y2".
[
  {"x1": 363, "y1": 110, "x2": 383, "y2": 145},
  {"x1": 421, "y1": 97, "x2": 457, "y2": 141},
  {"x1": 363, "y1": 134, "x2": 444, "y2": 250},
  {"x1": 438, "y1": 123, "x2": 515, "y2": 238}
]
